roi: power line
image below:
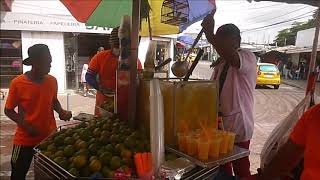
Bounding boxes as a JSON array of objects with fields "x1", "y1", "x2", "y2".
[
  {"x1": 241, "y1": 11, "x2": 315, "y2": 32},
  {"x1": 219, "y1": 3, "x2": 281, "y2": 11},
  {"x1": 245, "y1": 6, "x2": 310, "y2": 24},
  {"x1": 241, "y1": 14, "x2": 313, "y2": 33}
]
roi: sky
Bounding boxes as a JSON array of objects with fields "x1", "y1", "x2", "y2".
[
  {"x1": 10, "y1": 0, "x2": 317, "y2": 45},
  {"x1": 182, "y1": 0, "x2": 317, "y2": 44}
]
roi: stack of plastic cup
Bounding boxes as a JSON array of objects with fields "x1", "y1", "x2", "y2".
[
  {"x1": 186, "y1": 136, "x2": 197, "y2": 156},
  {"x1": 226, "y1": 132, "x2": 236, "y2": 153},
  {"x1": 197, "y1": 140, "x2": 210, "y2": 161},
  {"x1": 219, "y1": 132, "x2": 229, "y2": 156},
  {"x1": 209, "y1": 136, "x2": 222, "y2": 159}
]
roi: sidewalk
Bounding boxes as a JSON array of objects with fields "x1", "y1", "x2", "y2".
[
  {"x1": 0, "y1": 92, "x2": 95, "y2": 179},
  {"x1": 282, "y1": 79, "x2": 320, "y2": 97}
]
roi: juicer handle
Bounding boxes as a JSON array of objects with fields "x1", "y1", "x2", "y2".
[
  {"x1": 183, "y1": 9, "x2": 216, "y2": 63},
  {"x1": 155, "y1": 58, "x2": 172, "y2": 71},
  {"x1": 183, "y1": 49, "x2": 204, "y2": 81}
]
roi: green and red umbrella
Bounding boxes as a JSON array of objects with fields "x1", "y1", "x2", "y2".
[{"x1": 60, "y1": 0, "x2": 133, "y2": 28}]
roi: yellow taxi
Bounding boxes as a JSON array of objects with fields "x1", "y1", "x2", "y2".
[{"x1": 256, "y1": 63, "x2": 281, "y2": 89}]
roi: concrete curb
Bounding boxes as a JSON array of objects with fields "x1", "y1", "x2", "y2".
[{"x1": 282, "y1": 81, "x2": 305, "y2": 90}]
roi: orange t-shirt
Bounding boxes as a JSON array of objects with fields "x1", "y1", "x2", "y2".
[
  {"x1": 290, "y1": 104, "x2": 320, "y2": 180},
  {"x1": 88, "y1": 50, "x2": 143, "y2": 90},
  {"x1": 88, "y1": 50, "x2": 119, "y2": 90},
  {"x1": 5, "y1": 74, "x2": 58, "y2": 146},
  {"x1": 88, "y1": 50, "x2": 143, "y2": 115}
]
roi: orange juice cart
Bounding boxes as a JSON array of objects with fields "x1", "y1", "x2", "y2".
[
  {"x1": 31, "y1": 0, "x2": 303, "y2": 178},
  {"x1": 136, "y1": 76, "x2": 250, "y2": 179}
]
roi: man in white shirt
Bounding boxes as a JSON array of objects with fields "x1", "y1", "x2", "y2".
[{"x1": 202, "y1": 16, "x2": 257, "y2": 178}]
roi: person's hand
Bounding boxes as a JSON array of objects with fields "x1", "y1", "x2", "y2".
[
  {"x1": 201, "y1": 14, "x2": 215, "y2": 35},
  {"x1": 59, "y1": 110, "x2": 72, "y2": 121}
]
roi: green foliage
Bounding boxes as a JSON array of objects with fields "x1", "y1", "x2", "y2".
[{"x1": 275, "y1": 12, "x2": 316, "y2": 47}]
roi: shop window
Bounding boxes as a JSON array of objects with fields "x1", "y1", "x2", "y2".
[{"x1": 0, "y1": 31, "x2": 22, "y2": 88}]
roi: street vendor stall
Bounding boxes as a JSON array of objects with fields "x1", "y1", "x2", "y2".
[{"x1": 32, "y1": 0, "x2": 320, "y2": 179}]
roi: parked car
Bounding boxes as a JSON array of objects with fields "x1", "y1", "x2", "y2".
[{"x1": 256, "y1": 63, "x2": 281, "y2": 89}]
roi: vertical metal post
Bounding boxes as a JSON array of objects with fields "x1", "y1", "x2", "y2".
[
  {"x1": 72, "y1": 33, "x2": 79, "y2": 91},
  {"x1": 67, "y1": 93, "x2": 70, "y2": 111},
  {"x1": 128, "y1": 0, "x2": 140, "y2": 127}
]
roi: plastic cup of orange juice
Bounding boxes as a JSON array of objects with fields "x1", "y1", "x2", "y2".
[
  {"x1": 186, "y1": 136, "x2": 197, "y2": 156},
  {"x1": 177, "y1": 133, "x2": 187, "y2": 152},
  {"x1": 226, "y1": 132, "x2": 236, "y2": 153},
  {"x1": 197, "y1": 140, "x2": 210, "y2": 161},
  {"x1": 209, "y1": 137, "x2": 222, "y2": 159},
  {"x1": 219, "y1": 132, "x2": 229, "y2": 155}
]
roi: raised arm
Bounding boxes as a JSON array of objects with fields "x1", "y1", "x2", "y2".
[{"x1": 202, "y1": 15, "x2": 240, "y2": 68}]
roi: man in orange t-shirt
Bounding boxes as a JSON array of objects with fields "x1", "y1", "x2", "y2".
[
  {"x1": 4, "y1": 44, "x2": 72, "y2": 180},
  {"x1": 256, "y1": 103, "x2": 320, "y2": 180},
  {"x1": 86, "y1": 27, "x2": 142, "y2": 115}
]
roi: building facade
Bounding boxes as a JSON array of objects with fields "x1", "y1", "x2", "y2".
[
  {"x1": 0, "y1": 1, "x2": 112, "y2": 92},
  {"x1": 0, "y1": 0, "x2": 176, "y2": 92}
]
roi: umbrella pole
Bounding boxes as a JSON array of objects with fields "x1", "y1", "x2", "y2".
[
  {"x1": 306, "y1": 6, "x2": 320, "y2": 94},
  {"x1": 147, "y1": 13, "x2": 153, "y2": 40},
  {"x1": 128, "y1": 0, "x2": 140, "y2": 127}
]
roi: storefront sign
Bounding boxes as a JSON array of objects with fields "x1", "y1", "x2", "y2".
[{"x1": 0, "y1": 12, "x2": 112, "y2": 34}]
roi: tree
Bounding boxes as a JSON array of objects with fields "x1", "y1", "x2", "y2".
[{"x1": 274, "y1": 12, "x2": 316, "y2": 47}]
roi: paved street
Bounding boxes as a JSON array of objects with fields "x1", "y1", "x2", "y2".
[
  {"x1": 250, "y1": 85, "x2": 308, "y2": 173},
  {"x1": 0, "y1": 62, "x2": 318, "y2": 178}
]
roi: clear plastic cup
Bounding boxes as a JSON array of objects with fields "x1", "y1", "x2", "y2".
[
  {"x1": 177, "y1": 133, "x2": 187, "y2": 152},
  {"x1": 209, "y1": 137, "x2": 221, "y2": 159},
  {"x1": 219, "y1": 132, "x2": 229, "y2": 155},
  {"x1": 227, "y1": 132, "x2": 236, "y2": 153},
  {"x1": 186, "y1": 136, "x2": 197, "y2": 156},
  {"x1": 197, "y1": 140, "x2": 210, "y2": 161}
]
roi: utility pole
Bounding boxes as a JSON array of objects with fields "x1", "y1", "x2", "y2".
[
  {"x1": 284, "y1": 38, "x2": 287, "y2": 46},
  {"x1": 307, "y1": 7, "x2": 320, "y2": 87}
]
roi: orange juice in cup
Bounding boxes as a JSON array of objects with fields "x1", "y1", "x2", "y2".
[
  {"x1": 219, "y1": 132, "x2": 229, "y2": 155},
  {"x1": 209, "y1": 137, "x2": 221, "y2": 159},
  {"x1": 186, "y1": 136, "x2": 197, "y2": 156},
  {"x1": 227, "y1": 132, "x2": 236, "y2": 153},
  {"x1": 197, "y1": 140, "x2": 210, "y2": 161},
  {"x1": 177, "y1": 133, "x2": 187, "y2": 152}
]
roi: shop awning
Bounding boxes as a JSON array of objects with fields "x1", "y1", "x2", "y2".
[
  {"x1": 176, "y1": 41, "x2": 186, "y2": 48},
  {"x1": 280, "y1": 46, "x2": 320, "y2": 54}
]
